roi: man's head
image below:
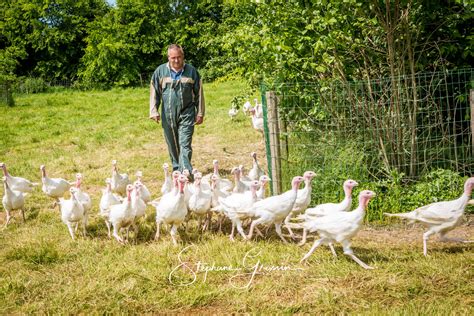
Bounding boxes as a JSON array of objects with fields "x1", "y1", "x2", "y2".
[{"x1": 167, "y1": 44, "x2": 184, "y2": 71}]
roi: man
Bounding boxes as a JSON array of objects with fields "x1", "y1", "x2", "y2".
[{"x1": 149, "y1": 44, "x2": 205, "y2": 175}]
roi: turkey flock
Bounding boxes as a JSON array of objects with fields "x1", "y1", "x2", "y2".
[{"x1": 2, "y1": 156, "x2": 473, "y2": 270}]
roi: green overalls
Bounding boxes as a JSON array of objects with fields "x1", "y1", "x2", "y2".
[{"x1": 150, "y1": 63, "x2": 205, "y2": 172}]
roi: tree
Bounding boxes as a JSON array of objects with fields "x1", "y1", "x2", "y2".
[
  {"x1": 78, "y1": 0, "x2": 224, "y2": 87},
  {"x1": 0, "y1": 0, "x2": 109, "y2": 81},
  {"x1": 202, "y1": 0, "x2": 472, "y2": 85}
]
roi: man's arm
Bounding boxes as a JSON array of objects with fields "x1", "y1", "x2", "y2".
[
  {"x1": 149, "y1": 74, "x2": 161, "y2": 123},
  {"x1": 194, "y1": 71, "x2": 205, "y2": 125}
]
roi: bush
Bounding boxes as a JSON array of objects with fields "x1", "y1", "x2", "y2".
[
  {"x1": 365, "y1": 169, "x2": 466, "y2": 221},
  {"x1": 284, "y1": 150, "x2": 467, "y2": 222}
]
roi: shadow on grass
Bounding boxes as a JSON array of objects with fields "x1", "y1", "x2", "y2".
[
  {"x1": 432, "y1": 243, "x2": 474, "y2": 254},
  {"x1": 26, "y1": 206, "x2": 41, "y2": 221}
]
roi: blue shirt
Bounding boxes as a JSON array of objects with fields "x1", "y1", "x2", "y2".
[{"x1": 170, "y1": 66, "x2": 184, "y2": 80}]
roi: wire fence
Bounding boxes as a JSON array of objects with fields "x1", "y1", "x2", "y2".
[
  {"x1": 261, "y1": 68, "x2": 474, "y2": 206},
  {"x1": 0, "y1": 74, "x2": 156, "y2": 105}
]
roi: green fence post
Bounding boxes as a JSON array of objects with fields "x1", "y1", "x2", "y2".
[
  {"x1": 261, "y1": 85, "x2": 274, "y2": 195},
  {"x1": 471, "y1": 89, "x2": 474, "y2": 157}
]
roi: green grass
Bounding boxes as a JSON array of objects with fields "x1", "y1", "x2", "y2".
[{"x1": 0, "y1": 80, "x2": 473, "y2": 314}]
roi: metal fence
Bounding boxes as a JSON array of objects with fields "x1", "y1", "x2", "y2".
[
  {"x1": 0, "y1": 74, "x2": 155, "y2": 105},
  {"x1": 261, "y1": 68, "x2": 474, "y2": 199},
  {"x1": 0, "y1": 78, "x2": 74, "y2": 104}
]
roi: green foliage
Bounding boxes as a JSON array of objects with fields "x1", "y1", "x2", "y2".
[
  {"x1": 203, "y1": 1, "x2": 472, "y2": 87},
  {"x1": 1, "y1": 1, "x2": 472, "y2": 87},
  {"x1": 364, "y1": 169, "x2": 467, "y2": 221},
  {"x1": 0, "y1": 46, "x2": 26, "y2": 83},
  {"x1": 0, "y1": 0, "x2": 109, "y2": 81},
  {"x1": 230, "y1": 95, "x2": 242, "y2": 110},
  {"x1": 272, "y1": 67, "x2": 473, "y2": 186},
  {"x1": 78, "y1": 0, "x2": 224, "y2": 87},
  {"x1": 280, "y1": 130, "x2": 468, "y2": 222},
  {"x1": 78, "y1": 0, "x2": 166, "y2": 86},
  {"x1": 409, "y1": 169, "x2": 467, "y2": 209},
  {"x1": 230, "y1": 89, "x2": 254, "y2": 110}
]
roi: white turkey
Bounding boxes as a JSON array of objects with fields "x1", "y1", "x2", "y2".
[
  {"x1": 219, "y1": 180, "x2": 259, "y2": 241},
  {"x1": 58, "y1": 187, "x2": 86, "y2": 240},
  {"x1": 284, "y1": 170, "x2": 317, "y2": 238},
  {"x1": 135, "y1": 171, "x2": 151, "y2": 203},
  {"x1": 182, "y1": 169, "x2": 195, "y2": 207},
  {"x1": 250, "y1": 107, "x2": 264, "y2": 133},
  {"x1": 232, "y1": 166, "x2": 250, "y2": 193},
  {"x1": 248, "y1": 152, "x2": 265, "y2": 181},
  {"x1": 132, "y1": 182, "x2": 147, "y2": 220},
  {"x1": 228, "y1": 106, "x2": 238, "y2": 120},
  {"x1": 297, "y1": 190, "x2": 376, "y2": 270},
  {"x1": 188, "y1": 172, "x2": 212, "y2": 231},
  {"x1": 239, "y1": 164, "x2": 253, "y2": 183},
  {"x1": 130, "y1": 181, "x2": 148, "y2": 238},
  {"x1": 209, "y1": 174, "x2": 231, "y2": 232},
  {"x1": 151, "y1": 175, "x2": 188, "y2": 245},
  {"x1": 160, "y1": 163, "x2": 173, "y2": 195},
  {"x1": 74, "y1": 173, "x2": 92, "y2": 226},
  {"x1": 384, "y1": 177, "x2": 474, "y2": 256},
  {"x1": 192, "y1": 168, "x2": 211, "y2": 192},
  {"x1": 0, "y1": 162, "x2": 38, "y2": 193},
  {"x1": 242, "y1": 176, "x2": 304, "y2": 243},
  {"x1": 202, "y1": 159, "x2": 233, "y2": 192},
  {"x1": 210, "y1": 175, "x2": 230, "y2": 206},
  {"x1": 40, "y1": 165, "x2": 71, "y2": 204},
  {"x1": 111, "y1": 160, "x2": 131, "y2": 196},
  {"x1": 253, "y1": 98, "x2": 264, "y2": 118},
  {"x1": 99, "y1": 178, "x2": 121, "y2": 238},
  {"x1": 2, "y1": 176, "x2": 26, "y2": 226},
  {"x1": 256, "y1": 175, "x2": 271, "y2": 200},
  {"x1": 297, "y1": 179, "x2": 359, "y2": 246},
  {"x1": 242, "y1": 100, "x2": 252, "y2": 116},
  {"x1": 108, "y1": 184, "x2": 135, "y2": 244},
  {"x1": 159, "y1": 170, "x2": 182, "y2": 198}
]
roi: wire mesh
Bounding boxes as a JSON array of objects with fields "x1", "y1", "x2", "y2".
[{"x1": 261, "y1": 68, "x2": 474, "y2": 204}]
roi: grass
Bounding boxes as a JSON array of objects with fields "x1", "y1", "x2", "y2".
[{"x1": 0, "y1": 80, "x2": 473, "y2": 314}]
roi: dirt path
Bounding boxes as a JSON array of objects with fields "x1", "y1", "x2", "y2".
[{"x1": 192, "y1": 120, "x2": 267, "y2": 176}]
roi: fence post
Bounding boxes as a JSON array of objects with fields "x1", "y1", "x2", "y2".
[
  {"x1": 266, "y1": 91, "x2": 282, "y2": 195},
  {"x1": 471, "y1": 89, "x2": 474, "y2": 157},
  {"x1": 1, "y1": 81, "x2": 15, "y2": 107},
  {"x1": 278, "y1": 102, "x2": 289, "y2": 163}
]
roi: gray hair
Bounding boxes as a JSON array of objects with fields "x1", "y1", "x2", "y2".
[{"x1": 167, "y1": 44, "x2": 184, "y2": 56}]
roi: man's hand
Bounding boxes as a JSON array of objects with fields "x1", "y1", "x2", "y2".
[
  {"x1": 150, "y1": 115, "x2": 160, "y2": 123},
  {"x1": 195, "y1": 115, "x2": 204, "y2": 125}
]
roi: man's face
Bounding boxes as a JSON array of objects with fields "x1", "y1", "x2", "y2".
[{"x1": 168, "y1": 48, "x2": 184, "y2": 71}]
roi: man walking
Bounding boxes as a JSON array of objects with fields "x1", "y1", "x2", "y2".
[{"x1": 149, "y1": 44, "x2": 205, "y2": 175}]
